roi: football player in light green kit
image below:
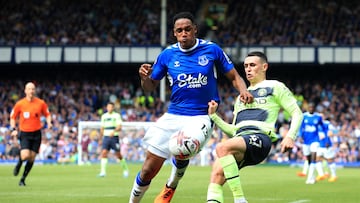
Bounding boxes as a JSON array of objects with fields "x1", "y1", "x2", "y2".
[
  {"x1": 206, "y1": 51, "x2": 303, "y2": 203},
  {"x1": 98, "y1": 102, "x2": 129, "y2": 178}
]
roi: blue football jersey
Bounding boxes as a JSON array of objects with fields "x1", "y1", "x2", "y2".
[
  {"x1": 319, "y1": 120, "x2": 332, "y2": 147},
  {"x1": 151, "y1": 39, "x2": 234, "y2": 116},
  {"x1": 299, "y1": 112, "x2": 324, "y2": 144}
]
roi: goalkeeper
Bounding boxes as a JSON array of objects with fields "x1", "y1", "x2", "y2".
[{"x1": 206, "y1": 51, "x2": 303, "y2": 203}]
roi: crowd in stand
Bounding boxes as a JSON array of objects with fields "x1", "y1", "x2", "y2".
[
  {"x1": 203, "y1": 0, "x2": 360, "y2": 46},
  {"x1": 1, "y1": 0, "x2": 360, "y2": 46},
  {"x1": 0, "y1": 0, "x2": 199, "y2": 45},
  {"x1": 0, "y1": 76, "x2": 359, "y2": 165}
]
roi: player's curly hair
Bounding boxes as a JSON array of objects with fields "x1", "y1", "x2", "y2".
[{"x1": 173, "y1": 12, "x2": 195, "y2": 25}]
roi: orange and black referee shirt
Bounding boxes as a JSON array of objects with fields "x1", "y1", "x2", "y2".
[{"x1": 10, "y1": 97, "x2": 50, "y2": 132}]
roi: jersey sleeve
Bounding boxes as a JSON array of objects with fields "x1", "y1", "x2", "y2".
[
  {"x1": 213, "y1": 44, "x2": 234, "y2": 74},
  {"x1": 275, "y1": 82, "x2": 298, "y2": 112},
  {"x1": 275, "y1": 82, "x2": 303, "y2": 140},
  {"x1": 41, "y1": 100, "x2": 51, "y2": 117},
  {"x1": 10, "y1": 101, "x2": 21, "y2": 119},
  {"x1": 151, "y1": 48, "x2": 170, "y2": 80},
  {"x1": 210, "y1": 113, "x2": 237, "y2": 137}
]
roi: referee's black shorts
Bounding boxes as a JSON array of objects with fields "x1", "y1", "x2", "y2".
[{"x1": 19, "y1": 130, "x2": 42, "y2": 153}]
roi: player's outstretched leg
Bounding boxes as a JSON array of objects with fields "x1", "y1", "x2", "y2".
[
  {"x1": 129, "y1": 172, "x2": 151, "y2": 203},
  {"x1": 120, "y1": 158, "x2": 129, "y2": 178},
  {"x1": 207, "y1": 183, "x2": 224, "y2": 203},
  {"x1": 98, "y1": 158, "x2": 108, "y2": 177},
  {"x1": 306, "y1": 161, "x2": 316, "y2": 184},
  {"x1": 19, "y1": 161, "x2": 34, "y2": 186},
  {"x1": 328, "y1": 162, "x2": 337, "y2": 182},
  {"x1": 297, "y1": 159, "x2": 308, "y2": 177},
  {"x1": 13, "y1": 157, "x2": 23, "y2": 176},
  {"x1": 154, "y1": 158, "x2": 189, "y2": 203},
  {"x1": 315, "y1": 160, "x2": 326, "y2": 181},
  {"x1": 220, "y1": 155, "x2": 247, "y2": 203},
  {"x1": 154, "y1": 185, "x2": 176, "y2": 203}
]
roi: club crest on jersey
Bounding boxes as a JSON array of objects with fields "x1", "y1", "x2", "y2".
[
  {"x1": 198, "y1": 55, "x2": 209, "y2": 66},
  {"x1": 174, "y1": 61, "x2": 180, "y2": 67},
  {"x1": 257, "y1": 88, "x2": 267, "y2": 97}
]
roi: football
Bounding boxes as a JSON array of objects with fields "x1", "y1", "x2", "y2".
[{"x1": 169, "y1": 130, "x2": 201, "y2": 160}]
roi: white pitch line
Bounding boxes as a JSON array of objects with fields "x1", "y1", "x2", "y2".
[{"x1": 289, "y1": 200, "x2": 311, "y2": 203}]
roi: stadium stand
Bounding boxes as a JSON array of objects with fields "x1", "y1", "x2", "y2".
[
  {"x1": 0, "y1": 65, "x2": 358, "y2": 166},
  {"x1": 1, "y1": 0, "x2": 359, "y2": 46}
]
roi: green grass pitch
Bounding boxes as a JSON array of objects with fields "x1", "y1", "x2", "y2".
[{"x1": 0, "y1": 163, "x2": 359, "y2": 203}]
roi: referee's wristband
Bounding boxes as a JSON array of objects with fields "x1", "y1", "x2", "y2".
[{"x1": 11, "y1": 127, "x2": 17, "y2": 131}]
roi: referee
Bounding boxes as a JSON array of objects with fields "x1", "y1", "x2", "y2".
[{"x1": 10, "y1": 82, "x2": 52, "y2": 186}]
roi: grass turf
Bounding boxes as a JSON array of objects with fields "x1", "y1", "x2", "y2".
[{"x1": 0, "y1": 163, "x2": 359, "y2": 203}]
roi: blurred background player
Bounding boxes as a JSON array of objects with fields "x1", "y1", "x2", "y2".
[
  {"x1": 98, "y1": 102, "x2": 129, "y2": 178},
  {"x1": 129, "y1": 11, "x2": 252, "y2": 203},
  {"x1": 297, "y1": 103, "x2": 326, "y2": 184},
  {"x1": 10, "y1": 82, "x2": 52, "y2": 186},
  {"x1": 315, "y1": 114, "x2": 338, "y2": 182}
]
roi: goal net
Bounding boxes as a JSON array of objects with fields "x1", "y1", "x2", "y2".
[{"x1": 77, "y1": 121, "x2": 153, "y2": 165}]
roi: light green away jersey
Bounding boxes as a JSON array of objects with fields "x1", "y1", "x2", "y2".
[
  {"x1": 101, "y1": 112, "x2": 122, "y2": 136},
  {"x1": 211, "y1": 80, "x2": 302, "y2": 141}
]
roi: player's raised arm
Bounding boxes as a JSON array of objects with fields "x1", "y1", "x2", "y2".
[
  {"x1": 139, "y1": 63, "x2": 159, "y2": 92},
  {"x1": 224, "y1": 68, "x2": 253, "y2": 104}
]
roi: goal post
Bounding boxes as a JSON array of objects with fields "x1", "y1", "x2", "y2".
[{"x1": 77, "y1": 121, "x2": 153, "y2": 165}]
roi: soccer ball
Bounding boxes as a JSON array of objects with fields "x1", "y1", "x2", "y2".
[
  {"x1": 169, "y1": 130, "x2": 201, "y2": 160},
  {"x1": 169, "y1": 123, "x2": 209, "y2": 160}
]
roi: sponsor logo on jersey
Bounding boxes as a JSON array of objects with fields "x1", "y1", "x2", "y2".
[{"x1": 177, "y1": 73, "x2": 208, "y2": 88}]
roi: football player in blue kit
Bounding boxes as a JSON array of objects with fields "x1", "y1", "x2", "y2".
[
  {"x1": 129, "y1": 11, "x2": 253, "y2": 203},
  {"x1": 315, "y1": 115, "x2": 338, "y2": 182},
  {"x1": 297, "y1": 103, "x2": 326, "y2": 184}
]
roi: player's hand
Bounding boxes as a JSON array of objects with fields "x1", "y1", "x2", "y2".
[
  {"x1": 239, "y1": 90, "x2": 253, "y2": 104},
  {"x1": 208, "y1": 100, "x2": 218, "y2": 115},
  {"x1": 10, "y1": 130, "x2": 18, "y2": 138},
  {"x1": 280, "y1": 136, "x2": 295, "y2": 153},
  {"x1": 139, "y1": 64, "x2": 153, "y2": 80}
]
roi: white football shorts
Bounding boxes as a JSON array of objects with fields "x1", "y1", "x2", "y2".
[
  {"x1": 143, "y1": 113, "x2": 212, "y2": 159},
  {"x1": 302, "y1": 141, "x2": 320, "y2": 156},
  {"x1": 317, "y1": 146, "x2": 336, "y2": 159}
]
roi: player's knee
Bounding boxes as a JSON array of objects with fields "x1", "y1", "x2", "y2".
[
  {"x1": 21, "y1": 155, "x2": 30, "y2": 161},
  {"x1": 117, "y1": 151, "x2": 124, "y2": 160},
  {"x1": 101, "y1": 150, "x2": 108, "y2": 157},
  {"x1": 215, "y1": 142, "x2": 230, "y2": 157}
]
